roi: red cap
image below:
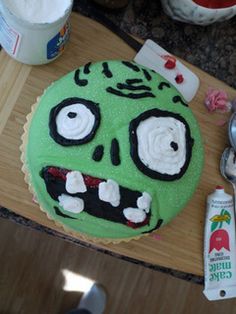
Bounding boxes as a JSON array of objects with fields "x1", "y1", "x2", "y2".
[{"x1": 216, "y1": 185, "x2": 224, "y2": 190}]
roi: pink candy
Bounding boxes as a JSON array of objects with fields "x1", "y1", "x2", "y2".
[{"x1": 204, "y1": 88, "x2": 231, "y2": 113}]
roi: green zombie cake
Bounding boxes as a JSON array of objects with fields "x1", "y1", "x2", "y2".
[{"x1": 21, "y1": 60, "x2": 204, "y2": 241}]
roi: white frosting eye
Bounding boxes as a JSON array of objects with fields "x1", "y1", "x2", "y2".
[
  {"x1": 136, "y1": 116, "x2": 186, "y2": 176},
  {"x1": 56, "y1": 103, "x2": 96, "y2": 140}
]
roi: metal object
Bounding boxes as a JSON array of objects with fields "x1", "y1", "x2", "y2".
[
  {"x1": 220, "y1": 147, "x2": 236, "y2": 212},
  {"x1": 228, "y1": 112, "x2": 236, "y2": 151}
]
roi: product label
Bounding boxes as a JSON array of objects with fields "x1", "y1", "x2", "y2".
[
  {"x1": 209, "y1": 229, "x2": 230, "y2": 253},
  {"x1": 208, "y1": 204, "x2": 233, "y2": 283},
  {"x1": 0, "y1": 14, "x2": 21, "y2": 56},
  {"x1": 47, "y1": 22, "x2": 70, "y2": 60},
  {"x1": 203, "y1": 190, "x2": 236, "y2": 300}
]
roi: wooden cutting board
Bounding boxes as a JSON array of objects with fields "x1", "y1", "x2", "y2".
[{"x1": 0, "y1": 13, "x2": 235, "y2": 277}]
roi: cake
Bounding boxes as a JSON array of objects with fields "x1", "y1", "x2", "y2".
[{"x1": 21, "y1": 60, "x2": 204, "y2": 242}]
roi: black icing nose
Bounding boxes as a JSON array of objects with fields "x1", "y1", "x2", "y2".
[
  {"x1": 110, "y1": 138, "x2": 120, "y2": 166},
  {"x1": 92, "y1": 138, "x2": 121, "y2": 166},
  {"x1": 92, "y1": 145, "x2": 104, "y2": 162}
]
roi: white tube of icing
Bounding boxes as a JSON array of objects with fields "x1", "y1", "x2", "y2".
[{"x1": 203, "y1": 186, "x2": 236, "y2": 300}]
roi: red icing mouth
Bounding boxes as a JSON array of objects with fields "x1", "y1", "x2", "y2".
[
  {"x1": 127, "y1": 217, "x2": 150, "y2": 229},
  {"x1": 47, "y1": 167, "x2": 103, "y2": 188},
  {"x1": 193, "y1": 0, "x2": 236, "y2": 8}
]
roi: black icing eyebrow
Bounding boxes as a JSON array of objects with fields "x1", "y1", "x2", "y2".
[
  {"x1": 102, "y1": 62, "x2": 113, "y2": 78},
  {"x1": 158, "y1": 82, "x2": 171, "y2": 90},
  {"x1": 74, "y1": 69, "x2": 88, "y2": 87},
  {"x1": 142, "y1": 69, "x2": 152, "y2": 81},
  {"x1": 106, "y1": 87, "x2": 155, "y2": 99},
  {"x1": 126, "y1": 79, "x2": 143, "y2": 84},
  {"x1": 83, "y1": 62, "x2": 91, "y2": 74},
  {"x1": 122, "y1": 61, "x2": 140, "y2": 72},
  {"x1": 107, "y1": 76, "x2": 154, "y2": 98},
  {"x1": 172, "y1": 95, "x2": 188, "y2": 107},
  {"x1": 117, "y1": 83, "x2": 151, "y2": 91}
]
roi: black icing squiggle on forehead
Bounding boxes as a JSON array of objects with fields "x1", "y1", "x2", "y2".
[
  {"x1": 158, "y1": 82, "x2": 171, "y2": 90},
  {"x1": 122, "y1": 61, "x2": 140, "y2": 72},
  {"x1": 102, "y1": 62, "x2": 113, "y2": 78},
  {"x1": 74, "y1": 61, "x2": 189, "y2": 106},
  {"x1": 172, "y1": 95, "x2": 188, "y2": 107}
]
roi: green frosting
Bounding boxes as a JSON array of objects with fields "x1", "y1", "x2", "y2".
[{"x1": 25, "y1": 60, "x2": 204, "y2": 240}]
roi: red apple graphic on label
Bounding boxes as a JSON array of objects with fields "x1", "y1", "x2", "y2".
[{"x1": 209, "y1": 229, "x2": 230, "y2": 253}]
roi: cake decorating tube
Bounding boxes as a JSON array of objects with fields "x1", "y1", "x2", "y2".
[{"x1": 203, "y1": 186, "x2": 236, "y2": 300}]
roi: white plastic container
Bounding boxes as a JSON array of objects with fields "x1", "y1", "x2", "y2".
[
  {"x1": 203, "y1": 186, "x2": 236, "y2": 300},
  {"x1": 0, "y1": 0, "x2": 73, "y2": 65}
]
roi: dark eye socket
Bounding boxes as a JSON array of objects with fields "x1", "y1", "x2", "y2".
[
  {"x1": 49, "y1": 97, "x2": 100, "y2": 146},
  {"x1": 129, "y1": 108, "x2": 194, "y2": 181}
]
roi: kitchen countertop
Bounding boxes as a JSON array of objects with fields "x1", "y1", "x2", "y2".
[
  {"x1": 1, "y1": 0, "x2": 236, "y2": 284},
  {"x1": 73, "y1": 0, "x2": 236, "y2": 88}
]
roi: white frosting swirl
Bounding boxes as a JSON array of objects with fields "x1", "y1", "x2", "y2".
[
  {"x1": 137, "y1": 192, "x2": 152, "y2": 213},
  {"x1": 58, "y1": 194, "x2": 84, "y2": 213},
  {"x1": 136, "y1": 116, "x2": 186, "y2": 175},
  {"x1": 66, "y1": 171, "x2": 87, "y2": 194},
  {"x1": 56, "y1": 103, "x2": 95, "y2": 140},
  {"x1": 123, "y1": 207, "x2": 146, "y2": 223},
  {"x1": 98, "y1": 179, "x2": 120, "y2": 207}
]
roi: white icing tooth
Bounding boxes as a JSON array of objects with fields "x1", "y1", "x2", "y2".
[
  {"x1": 66, "y1": 171, "x2": 87, "y2": 194},
  {"x1": 123, "y1": 207, "x2": 146, "y2": 223},
  {"x1": 58, "y1": 194, "x2": 84, "y2": 214},
  {"x1": 98, "y1": 179, "x2": 120, "y2": 207},
  {"x1": 137, "y1": 192, "x2": 152, "y2": 213}
]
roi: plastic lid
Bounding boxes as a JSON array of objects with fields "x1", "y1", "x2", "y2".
[{"x1": 216, "y1": 185, "x2": 224, "y2": 190}]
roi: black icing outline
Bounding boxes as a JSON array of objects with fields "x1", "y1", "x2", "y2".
[
  {"x1": 54, "y1": 206, "x2": 77, "y2": 219},
  {"x1": 110, "y1": 138, "x2": 120, "y2": 166},
  {"x1": 142, "y1": 68, "x2": 152, "y2": 81},
  {"x1": 117, "y1": 83, "x2": 151, "y2": 91},
  {"x1": 92, "y1": 145, "x2": 104, "y2": 162},
  {"x1": 49, "y1": 97, "x2": 100, "y2": 146},
  {"x1": 106, "y1": 87, "x2": 155, "y2": 99},
  {"x1": 126, "y1": 79, "x2": 143, "y2": 84},
  {"x1": 142, "y1": 219, "x2": 163, "y2": 234},
  {"x1": 158, "y1": 82, "x2": 171, "y2": 90},
  {"x1": 74, "y1": 69, "x2": 88, "y2": 86},
  {"x1": 83, "y1": 62, "x2": 91, "y2": 74},
  {"x1": 172, "y1": 95, "x2": 188, "y2": 107},
  {"x1": 102, "y1": 62, "x2": 113, "y2": 78},
  {"x1": 122, "y1": 61, "x2": 140, "y2": 72},
  {"x1": 129, "y1": 108, "x2": 194, "y2": 181}
]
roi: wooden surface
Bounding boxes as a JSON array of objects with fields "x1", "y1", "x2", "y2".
[
  {"x1": 2, "y1": 218, "x2": 236, "y2": 314},
  {"x1": 0, "y1": 13, "x2": 235, "y2": 277}
]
